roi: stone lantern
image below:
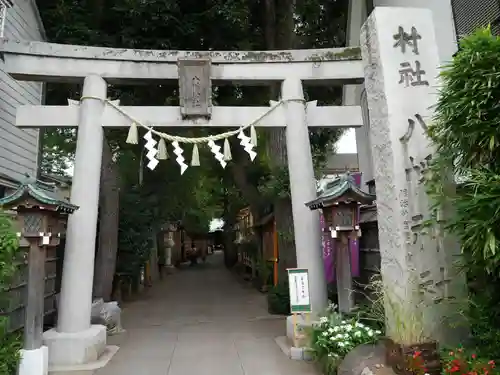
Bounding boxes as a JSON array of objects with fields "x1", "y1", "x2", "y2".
[
  {"x1": 306, "y1": 174, "x2": 375, "y2": 313},
  {"x1": 0, "y1": 178, "x2": 78, "y2": 366},
  {"x1": 163, "y1": 222, "x2": 177, "y2": 272}
]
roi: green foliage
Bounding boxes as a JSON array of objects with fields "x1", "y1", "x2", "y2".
[
  {"x1": 267, "y1": 283, "x2": 290, "y2": 315},
  {"x1": 116, "y1": 187, "x2": 155, "y2": 276},
  {"x1": 0, "y1": 212, "x2": 22, "y2": 374},
  {"x1": 425, "y1": 28, "x2": 500, "y2": 358},
  {"x1": 258, "y1": 167, "x2": 290, "y2": 199},
  {"x1": 427, "y1": 27, "x2": 500, "y2": 271}
]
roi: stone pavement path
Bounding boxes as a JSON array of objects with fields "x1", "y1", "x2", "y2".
[{"x1": 97, "y1": 251, "x2": 318, "y2": 375}]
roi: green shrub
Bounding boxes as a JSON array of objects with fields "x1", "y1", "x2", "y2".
[
  {"x1": 426, "y1": 27, "x2": 500, "y2": 358},
  {"x1": 0, "y1": 211, "x2": 22, "y2": 374},
  {"x1": 267, "y1": 283, "x2": 290, "y2": 315},
  {"x1": 428, "y1": 26, "x2": 500, "y2": 272},
  {"x1": 0, "y1": 319, "x2": 22, "y2": 375}
]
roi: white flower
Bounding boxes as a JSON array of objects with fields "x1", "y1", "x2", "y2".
[
  {"x1": 322, "y1": 331, "x2": 329, "y2": 337},
  {"x1": 375, "y1": 330, "x2": 382, "y2": 335},
  {"x1": 367, "y1": 331, "x2": 374, "y2": 337},
  {"x1": 328, "y1": 328, "x2": 334, "y2": 334},
  {"x1": 320, "y1": 317, "x2": 328, "y2": 324},
  {"x1": 333, "y1": 326, "x2": 339, "y2": 332},
  {"x1": 338, "y1": 342, "x2": 345, "y2": 347},
  {"x1": 345, "y1": 325, "x2": 353, "y2": 332},
  {"x1": 341, "y1": 320, "x2": 346, "y2": 324},
  {"x1": 354, "y1": 331, "x2": 362, "y2": 337}
]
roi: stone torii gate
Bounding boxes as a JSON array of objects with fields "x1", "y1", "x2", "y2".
[{"x1": 1, "y1": 40, "x2": 364, "y2": 371}]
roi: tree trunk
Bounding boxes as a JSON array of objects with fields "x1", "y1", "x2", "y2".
[
  {"x1": 266, "y1": 0, "x2": 298, "y2": 281},
  {"x1": 93, "y1": 139, "x2": 120, "y2": 301}
]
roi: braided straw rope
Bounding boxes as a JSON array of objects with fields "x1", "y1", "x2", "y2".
[{"x1": 80, "y1": 96, "x2": 306, "y2": 144}]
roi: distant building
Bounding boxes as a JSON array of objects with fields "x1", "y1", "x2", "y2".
[
  {"x1": 39, "y1": 173, "x2": 72, "y2": 202},
  {"x1": 451, "y1": 0, "x2": 500, "y2": 38},
  {"x1": 322, "y1": 153, "x2": 359, "y2": 176}
]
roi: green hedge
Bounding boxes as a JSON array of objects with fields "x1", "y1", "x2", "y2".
[{"x1": 0, "y1": 211, "x2": 22, "y2": 375}]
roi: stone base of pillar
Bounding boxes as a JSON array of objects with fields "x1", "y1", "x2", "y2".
[
  {"x1": 274, "y1": 336, "x2": 313, "y2": 361},
  {"x1": 47, "y1": 345, "x2": 119, "y2": 375},
  {"x1": 18, "y1": 346, "x2": 49, "y2": 375},
  {"x1": 43, "y1": 325, "x2": 111, "y2": 369}
]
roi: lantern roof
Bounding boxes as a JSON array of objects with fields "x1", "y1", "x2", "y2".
[
  {"x1": 0, "y1": 175, "x2": 78, "y2": 214},
  {"x1": 306, "y1": 173, "x2": 375, "y2": 210}
]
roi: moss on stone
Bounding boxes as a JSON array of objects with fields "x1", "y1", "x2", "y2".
[{"x1": 306, "y1": 47, "x2": 361, "y2": 62}]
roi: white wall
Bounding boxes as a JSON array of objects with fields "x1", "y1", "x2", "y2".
[{"x1": 0, "y1": 0, "x2": 45, "y2": 184}]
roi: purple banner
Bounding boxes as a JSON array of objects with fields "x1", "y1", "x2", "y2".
[
  {"x1": 353, "y1": 172, "x2": 362, "y2": 187},
  {"x1": 320, "y1": 213, "x2": 335, "y2": 283}
]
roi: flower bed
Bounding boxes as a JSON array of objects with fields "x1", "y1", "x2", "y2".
[
  {"x1": 307, "y1": 305, "x2": 382, "y2": 375},
  {"x1": 409, "y1": 348, "x2": 497, "y2": 375}
]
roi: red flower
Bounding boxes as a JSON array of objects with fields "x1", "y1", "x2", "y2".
[
  {"x1": 450, "y1": 351, "x2": 455, "y2": 356},
  {"x1": 413, "y1": 351, "x2": 422, "y2": 359},
  {"x1": 488, "y1": 361, "x2": 495, "y2": 366},
  {"x1": 458, "y1": 348, "x2": 464, "y2": 353},
  {"x1": 472, "y1": 354, "x2": 477, "y2": 359},
  {"x1": 450, "y1": 365, "x2": 460, "y2": 372}
]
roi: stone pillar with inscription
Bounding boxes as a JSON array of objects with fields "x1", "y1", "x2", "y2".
[{"x1": 360, "y1": 7, "x2": 467, "y2": 346}]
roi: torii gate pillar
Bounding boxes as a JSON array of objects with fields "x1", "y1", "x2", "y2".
[
  {"x1": 283, "y1": 78, "x2": 327, "y2": 313},
  {"x1": 43, "y1": 75, "x2": 114, "y2": 367}
]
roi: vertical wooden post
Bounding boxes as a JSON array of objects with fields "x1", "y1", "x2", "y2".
[
  {"x1": 336, "y1": 235, "x2": 354, "y2": 314},
  {"x1": 273, "y1": 218, "x2": 278, "y2": 286},
  {"x1": 24, "y1": 241, "x2": 45, "y2": 350}
]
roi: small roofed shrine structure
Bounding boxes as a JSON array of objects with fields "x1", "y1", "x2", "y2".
[
  {"x1": 0, "y1": 177, "x2": 78, "y2": 372},
  {"x1": 306, "y1": 173, "x2": 375, "y2": 314}
]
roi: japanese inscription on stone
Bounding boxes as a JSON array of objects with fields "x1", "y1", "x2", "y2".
[
  {"x1": 393, "y1": 26, "x2": 429, "y2": 87},
  {"x1": 394, "y1": 26, "x2": 450, "y2": 302},
  {"x1": 178, "y1": 59, "x2": 212, "y2": 118}
]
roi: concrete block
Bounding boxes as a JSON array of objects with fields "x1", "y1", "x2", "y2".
[
  {"x1": 18, "y1": 346, "x2": 49, "y2": 375},
  {"x1": 43, "y1": 325, "x2": 107, "y2": 366}
]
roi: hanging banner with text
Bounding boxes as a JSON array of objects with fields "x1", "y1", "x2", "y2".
[{"x1": 287, "y1": 268, "x2": 312, "y2": 313}]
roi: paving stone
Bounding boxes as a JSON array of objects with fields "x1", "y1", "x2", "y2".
[{"x1": 96, "y1": 252, "x2": 319, "y2": 375}]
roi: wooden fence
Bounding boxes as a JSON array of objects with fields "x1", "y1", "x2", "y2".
[{"x1": 2, "y1": 244, "x2": 58, "y2": 332}]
